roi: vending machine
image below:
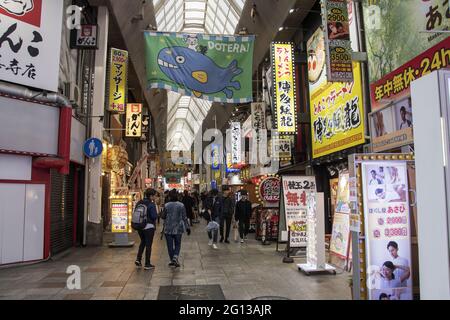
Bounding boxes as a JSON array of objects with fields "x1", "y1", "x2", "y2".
[{"x1": 411, "y1": 69, "x2": 450, "y2": 299}]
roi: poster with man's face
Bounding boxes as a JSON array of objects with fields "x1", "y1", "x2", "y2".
[{"x1": 395, "y1": 98, "x2": 413, "y2": 131}]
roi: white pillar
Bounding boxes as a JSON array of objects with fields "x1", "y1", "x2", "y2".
[{"x1": 84, "y1": 6, "x2": 109, "y2": 244}]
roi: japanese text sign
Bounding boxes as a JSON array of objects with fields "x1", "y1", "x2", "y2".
[
  {"x1": 370, "y1": 36, "x2": 450, "y2": 111},
  {"x1": 109, "y1": 48, "x2": 128, "y2": 112},
  {"x1": 0, "y1": 0, "x2": 63, "y2": 92},
  {"x1": 310, "y1": 62, "x2": 365, "y2": 158},
  {"x1": 71, "y1": 24, "x2": 98, "y2": 49},
  {"x1": 271, "y1": 42, "x2": 297, "y2": 134},
  {"x1": 271, "y1": 136, "x2": 292, "y2": 160},
  {"x1": 362, "y1": 161, "x2": 412, "y2": 300},
  {"x1": 230, "y1": 122, "x2": 241, "y2": 164},
  {"x1": 258, "y1": 176, "x2": 280, "y2": 204},
  {"x1": 322, "y1": 0, "x2": 354, "y2": 83},
  {"x1": 111, "y1": 197, "x2": 131, "y2": 233},
  {"x1": 281, "y1": 176, "x2": 317, "y2": 248},
  {"x1": 125, "y1": 104, "x2": 142, "y2": 138},
  {"x1": 251, "y1": 102, "x2": 266, "y2": 130},
  {"x1": 363, "y1": 0, "x2": 449, "y2": 84}
]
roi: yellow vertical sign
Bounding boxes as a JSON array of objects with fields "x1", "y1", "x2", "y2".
[
  {"x1": 109, "y1": 48, "x2": 128, "y2": 112},
  {"x1": 272, "y1": 42, "x2": 297, "y2": 134},
  {"x1": 126, "y1": 104, "x2": 142, "y2": 137}
]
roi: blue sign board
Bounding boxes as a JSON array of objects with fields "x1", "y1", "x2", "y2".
[{"x1": 84, "y1": 138, "x2": 103, "y2": 158}]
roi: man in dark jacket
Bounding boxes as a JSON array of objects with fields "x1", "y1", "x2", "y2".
[
  {"x1": 234, "y1": 190, "x2": 252, "y2": 243},
  {"x1": 182, "y1": 190, "x2": 195, "y2": 223},
  {"x1": 135, "y1": 189, "x2": 159, "y2": 270},
  {"x1": 220, "y1": 188, "x2": 234, "y2": 243},
  {"x1": 205, "y1": 189, "x2": 222, "y2": 248}
]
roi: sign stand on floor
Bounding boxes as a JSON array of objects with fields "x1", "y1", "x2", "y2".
[
  {"x1": 108, "y1": 195, "x2": 135, "y2": 248},
  {"x1": 298, "y1": 193, "x2": 336, "y2": 276}
]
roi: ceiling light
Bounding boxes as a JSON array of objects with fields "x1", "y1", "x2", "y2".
[
  {"x1": 289, "y1": 9, "x2": 295, "y2": 14},
  {"x1": 279, "y1": 26, "x2": 284, "y2": 31}
]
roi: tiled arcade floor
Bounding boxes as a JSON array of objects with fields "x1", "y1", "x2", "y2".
[{"x1": 0, "y1": 222, "x2": 351, "y2": 300}]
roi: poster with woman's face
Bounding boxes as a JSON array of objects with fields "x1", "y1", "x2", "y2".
[
  {"x1": 394, "y1": 98, "x2": 413, "y2": 131},
  {"x1": 371, "y1": 107, "x2": 395, "y2": 138}
]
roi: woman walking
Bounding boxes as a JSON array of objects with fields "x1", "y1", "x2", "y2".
[{"x1": 163, "y1": 189, "x2": 191, "y2": 268}]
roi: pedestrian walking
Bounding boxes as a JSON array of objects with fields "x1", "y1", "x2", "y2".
[
  {"x1": 205, "y1": 189, "x2": 222, "y2": 249},
  {"x1": 220, "y1": 188, "x2": 234, "y2": 243},
  {"x1": 235, "y1": 190, "x2": 252, "y2": 243},
  {"x1": 182, "y1": 190, "x2": 195, "y2": 226},
  {"x1": 162, "y1": 189, "x2": 191, "y2": 268},
  {"x1": 132, "y1": 189, "x2": 158, "y2": 270}
]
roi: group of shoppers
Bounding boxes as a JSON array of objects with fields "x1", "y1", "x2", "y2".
[
  {"x1": 202, "y1": 188, "x2": 252, "y2": 249},
  {"x1": 133, "y1": 188, "x2": 192, "y2": 270},
  {"x1": 132, "y1": 187, "x2": 252, "y2": 270}
]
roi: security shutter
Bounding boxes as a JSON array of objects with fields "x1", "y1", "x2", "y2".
[{"x1": 50, "y1": 166, "x2": 75, "y2": 255}]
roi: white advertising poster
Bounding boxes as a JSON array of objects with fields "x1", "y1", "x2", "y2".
[
  {"x1": 251, "y1": 102, "x2": 266, "y2": 130},
  {"x1": 362, "y1": 161, "x2": 412, "y2": 300},
  {"x1": 282, "y1": 176, "x2": 317, "y2": 248},
  {"x1": 0, "y1": 0, "x2": 64, "y2": 92},
  {"x1": 230, "y1": 122, "x2": 241, "y2": 164}
]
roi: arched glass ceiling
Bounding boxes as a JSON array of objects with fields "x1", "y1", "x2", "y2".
[{"x1": 153, "y1": 0, "x2": 246, "y2": 151}]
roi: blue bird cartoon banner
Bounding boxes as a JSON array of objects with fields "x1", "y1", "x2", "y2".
[{"x1": 144, "y1": 32, "x2": 255, "y2": 103}]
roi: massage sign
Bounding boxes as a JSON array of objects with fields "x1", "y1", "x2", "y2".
[{"x1": 0, "y1": 0, "x2": 64, "y2": 91}]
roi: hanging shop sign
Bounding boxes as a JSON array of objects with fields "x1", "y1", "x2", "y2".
[
  {"x1": 363, "y1": 0, "x2": 449, "y2": 84},
  {"x1": 369, "y1": 37, "x2": 450, "y2": 111},
  {"x1": 230, "y1": 122, "x2": 241, "y2": 164},
  {"x1": 125, "y1": 104, "x2": 142, "y2": 138},
  {"x1": 321, "y1": 0, "x2": 353, "y2": 83},
  {"x1": 83, "y1": 138, "x2": 103, "y2": 158},
  {"x1": 370, "y1": 97, "x2": 414, "y2": 153},
  {"x1": 0, "y1": 0, "x2": 64, "y2": 92},
  {"x1": 281, "y1": 176, "x2": 317, "y2": 248},
  {"x1": 310, "y1": 62, "x2": 365, "y2": 159},
  {"x1": 226, "y1": 153, "x2": 240, "y2": 174},
  {"x1": 251, "y1": 102, "x2": 267, "y2": 130},
  {"x1": 256, "y1": 176, "x2": 280, "y2": 205},
  {"x1": 271, "y1": 42, "x2": 297, "y2": 134},
  {"x1": 362, "y1": 161, "x2": 413, "y2": 300},
  {"x1": 70, "y1": 24, "x2": 98, "y2": 50},
  {"x1": 265, "y1": 66, "x2": 275, "y2": 115},
  {"x1": 211, "y1": 144, "x2": 220, "y2": 170},
  {"x1": 271, "y1": 136, "x2": 292, "y2": 161},
  {"x1": 144, "y1": 32, "x2": 255, "y2": 103},
  {"x1": 111, "y1": 196, "x2": 132, "y2": 233},
  {"x1": 108, "y1": 48, "x2": 128, "y2": 112}
]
